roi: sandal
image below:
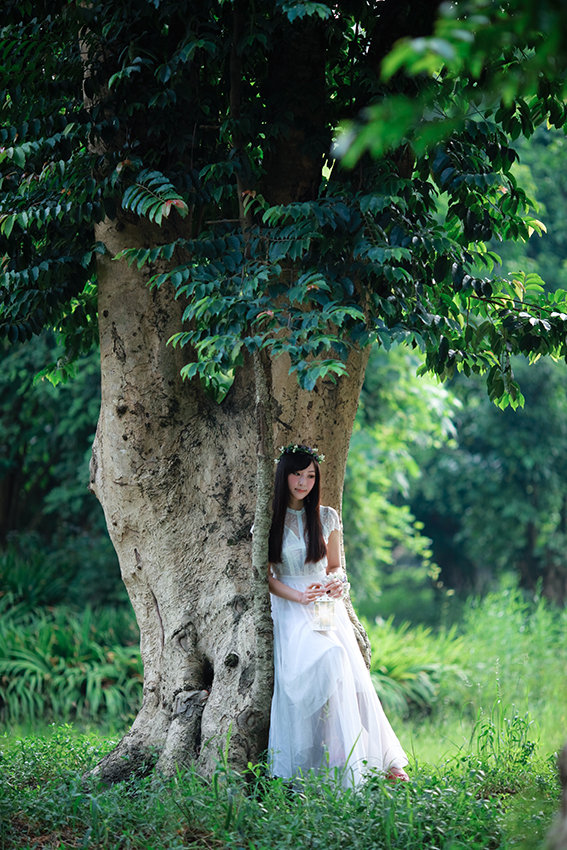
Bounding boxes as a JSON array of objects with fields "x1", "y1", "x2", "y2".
[{"x1": 386, "y1": 766, "x2": 409, "y2": 782}]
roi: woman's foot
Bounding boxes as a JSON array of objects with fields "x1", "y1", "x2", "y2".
[{"x1": 386, "y1": 766, "x2": 409, "y2": 782}]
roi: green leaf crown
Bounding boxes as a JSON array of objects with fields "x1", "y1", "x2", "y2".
[{"x1": 276, "y1": 444, "x2": 325, "y2": 464}]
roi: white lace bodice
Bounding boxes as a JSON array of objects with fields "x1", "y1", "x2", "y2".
[{"x1": 274, "y1": 505, "x2": 341, "y2": 577}]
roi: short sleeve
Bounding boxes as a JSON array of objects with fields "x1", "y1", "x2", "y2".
[{"x1": 320, "y1": 505, "x2": 341, "y2": 541}]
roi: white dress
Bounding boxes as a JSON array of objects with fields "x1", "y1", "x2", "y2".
[{"x1": 268, "y1": 505, "x2": 408, "y2": 787}]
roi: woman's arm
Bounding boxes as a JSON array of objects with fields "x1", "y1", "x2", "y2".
[
  {"x1": 325, "y1": 529, "x2": 345, "y2": 598},
  {"x1": 325, "y1": 529, "x2": 341, "y2": 575},
  {"x1": 267, "y1": 566, "x2": 323, "y2": 605}
]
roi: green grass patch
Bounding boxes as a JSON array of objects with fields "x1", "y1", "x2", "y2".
[
  {"x1": 0, "y1": 718, "x2": 559, "y2": 850},
  {"x1": 398, "y1": 584, "x2": 567, "y2": 767},
  {"x1": 0, "y1": 581, "x2": 564, "y2": 846}
]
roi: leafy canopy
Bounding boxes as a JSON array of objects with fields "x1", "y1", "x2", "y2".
[{"x1": 1, "y1": 0, "x2": 567, "y2": 404}]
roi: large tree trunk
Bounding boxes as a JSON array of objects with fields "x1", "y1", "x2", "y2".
[
  {"x1": 90, "y1": 217, "x2": 265, "y2": 779},
  {"x1": 85, "y1": 2, "x2": 374, "y2": 782},
  {"x1": 89, "y1": 217, "x2": 368, "y2": 781}
]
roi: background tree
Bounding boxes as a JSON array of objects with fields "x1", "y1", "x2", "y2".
[
  {"x1": 408, "y1": 128, "x2": 567, "y2": 605},
  {"x1": 413, "y1": 358, "x2": 567, "y2": 602},
  {"x1": 343, "y1": 344, "x2": 456, "y2": 619},
  {"x1": 0, "y1": 334, "x2": 120, "y2": 604},
  {"x1": 497, "y1": 126, "x2": 567, "y2": 291},
  {"x1": 3, "y1": 0, "x2": 567, "y2": 780}
]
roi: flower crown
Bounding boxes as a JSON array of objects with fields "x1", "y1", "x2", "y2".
[{"x1": 275, "y1": 443, "x2": 325, "y2": 464}]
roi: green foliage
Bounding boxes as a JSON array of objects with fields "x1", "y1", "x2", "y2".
[
  {"x1": 404, "y1": 589, "x2": 566, "y2": 846},
  {"x1": 121, "y1": 168, "x2": 189, "y2": 225},
  {"x1": 0, "y1": 597, "x2": 141, "y2": 725},
  {"x1": 0, "y1": 332, "x2": 122, "y2": 605},
  {"x1": 343, "y1": 347, "x2": 452, "y2": 604},
  {"x1": 379, "y1": 124, "x2": 567, "y2": 602},
  {"x1": 0, "y1": 544, "x2": 73, "y2": 608},
  {"x1": 413, "y1": 356, "x2": 567, "y2": 597},
  {"x1": 278, "y1": 1, "x2": 332, "y2": 22},
  {"x1": 343, "y1": 344, "x2": 457, "y2": 617},
  {"x1": 470, "y1": 702, "x2": 537, "y2": 772},
  {"x1": 497, "y1": 125, "x2": 567, "y2": 293},
  {"x1": 1, "y1": 723, "x2": 116, "y2": 782},
  {"x1": 0, "y1": 585, "x2": 461, "y2": 725},
  {"x1": 0, "y1": 727, "x2": 509, "y2": 850},
  {"x1": 0, "y1": 3, "x2": 100, "y2": 357},
  {"x1": 406, "y1": 582, "x2": 567, "y2": 768},
  {"x1": 10, "y1": 570, "x2": 559, "y2": 738},
  {"x1": 0, "y1": 333, "x2": 99, "y2": 532},
  {"x1": 366, "y1": 617, "x2": 466, "y2": 718},
  {"x1": 0, "y1": 711, "x2": 557, "y2": 850},
  {"x1": 2, "y1": 2, "x2": 567, "y2": 403},
  {"x1": 341, "y1": 0, "x2": 567, "y2": 164},
  {"x1": 458, "y1": 585, "x2": 567, "y2": 736}
]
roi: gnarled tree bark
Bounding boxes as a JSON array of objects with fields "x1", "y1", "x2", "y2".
[
  {"x1": 89, "y1": 216, "x2": 368, "y2": 781},
  {"x1": 90, "y1": 218, "x2": 264, "y2": 779}
]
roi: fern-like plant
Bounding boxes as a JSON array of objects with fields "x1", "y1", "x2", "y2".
[
  {"x1": 366, "y1": 617, "x2": 467, "y2": 716},
  {"x1": 0, "y1": 596, "x2": 142, "y2": 724}
]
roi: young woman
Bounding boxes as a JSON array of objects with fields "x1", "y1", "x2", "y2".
[{"x1": 267, "y1": 443, "x2": 408, "y2": 787}]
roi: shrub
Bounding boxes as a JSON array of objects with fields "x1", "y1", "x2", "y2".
[
  {"x1": 0, "y1": 596, "x2": 142, "y2": 724},
  {"x1": 366, "y1": 616, "x2": 467, "y2": 716}
]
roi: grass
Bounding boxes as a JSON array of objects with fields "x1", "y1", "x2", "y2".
[
  {"x1": 399, "y1": 584, "x2": 567, "y2": 762},
  {"x1": 365, "y1": 617, "x2": 467, "y2": 717},
  {"x1": 0, "y1": 583, "x2": 564, "y2": 848},
  {"x1": 0, "y1": 717, "x2": 558, "y2": 849},
  {"x1": 0, "y1": 723, "x2": 532, "y2": 849}
]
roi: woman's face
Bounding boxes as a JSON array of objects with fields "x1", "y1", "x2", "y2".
[{"x1": 287, "y1": 462, "x2": 316, "y2": 507}]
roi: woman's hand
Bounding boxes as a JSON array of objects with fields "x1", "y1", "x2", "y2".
[
  {"x1": 298, "y1": 582, "x2": 324, "y2": 605},
  {"x1": 324, "y1": 577, "x2": 344, "y2": 599}
]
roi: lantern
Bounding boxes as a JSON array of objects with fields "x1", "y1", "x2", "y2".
[{"x1": 312, "y1": 594, "x2": 336, "y2": 631}]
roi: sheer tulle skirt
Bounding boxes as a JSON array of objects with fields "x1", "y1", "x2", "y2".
[{"x1": 269, "y1": 575, "x2": 408, "y2": 787}]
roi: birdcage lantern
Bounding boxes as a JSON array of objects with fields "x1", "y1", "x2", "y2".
[{"x1": 312, "y1": 594, "x2": 336, "y2": 631}]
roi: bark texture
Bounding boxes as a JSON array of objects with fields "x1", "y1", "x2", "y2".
[
  {"x1": 91, "y1": 218, "x2": 262, "y2": 779},
  {"x1": 90, "y1": 219, "x2": 369, "y2": 780}
]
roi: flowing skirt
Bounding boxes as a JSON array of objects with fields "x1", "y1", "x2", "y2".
[{"x1": 269, "y1": 574, "x2": 408, "y2": 787}]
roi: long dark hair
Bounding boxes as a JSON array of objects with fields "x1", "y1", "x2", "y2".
[{"x1": 268, "y1": 448, "x2": 326, "y2": 564}]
